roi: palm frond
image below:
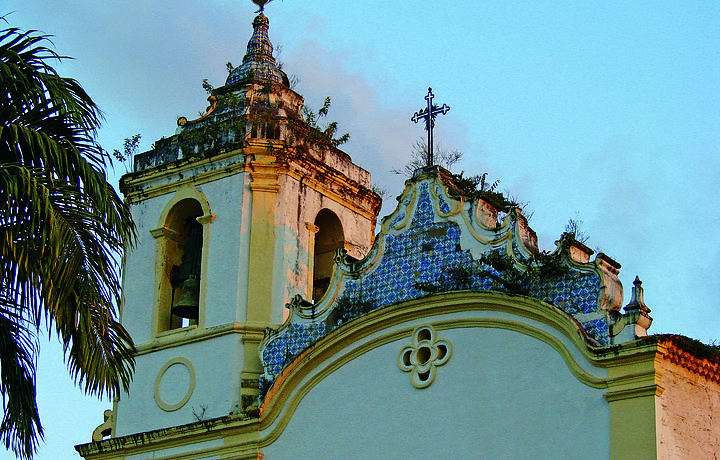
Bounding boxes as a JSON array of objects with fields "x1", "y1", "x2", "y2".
[
  {"x1": 0, "y1": 300, "x2": 41, "y2": 460},
  {"x1": 0, "y1": 24, "x2": 137, "y2": 459}
]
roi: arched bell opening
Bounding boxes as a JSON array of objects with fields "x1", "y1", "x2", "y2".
[
  {"x1": 161, "y1": 198, "x2": 204, "y2": 330},
  {"x1": 312, "y1": 209, "x2": 345, "y2": 302}
]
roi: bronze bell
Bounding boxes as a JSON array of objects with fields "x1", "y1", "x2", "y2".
[{"x1": 171, "y1": 276, "x2": 200, "y2": 320}]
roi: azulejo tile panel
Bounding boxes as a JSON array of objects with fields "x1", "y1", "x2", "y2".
[
  {"x1": 261, "y1": 323, "x2": 326, "y2": 377},
  {"x1": 437, "y1": 190, "x2": 451, "y2": 214},
  {"x1": 258, "y1": 169, "x2": 615, "y2": 398}
]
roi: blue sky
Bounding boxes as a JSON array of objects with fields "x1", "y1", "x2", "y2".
[{"x1": 3, "y1": 1, "x2": 720, "y2": 458}]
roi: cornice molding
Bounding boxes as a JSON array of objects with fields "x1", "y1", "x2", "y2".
[
  {"x1": 134, "y1": 322, "x2": 272, "y2": 356},
  {"x1": 123, "y1": 146, "x2": 380, "y2": 223},
  {"x1": 123, "y1": 151, "x2": 247, "y2": 203},
  {"x1": 75, "y1": 415, "x2": 259, "y2": 459}
]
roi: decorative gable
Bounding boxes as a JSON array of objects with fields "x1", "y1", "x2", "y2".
[{"x1": 259, "y1": 166, "x2": 636, "y2": 399}]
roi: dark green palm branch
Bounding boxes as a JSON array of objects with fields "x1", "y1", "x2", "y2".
[{"x1": 0, "y1": 25, "x2": 136, "y2": 459}]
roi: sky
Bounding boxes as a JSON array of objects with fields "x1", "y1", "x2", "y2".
[{"x1": 2, "y1": 1, "x2": 720, "y2": 458}]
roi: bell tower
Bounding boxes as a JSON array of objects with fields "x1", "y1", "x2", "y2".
[{"x1": 113, "y1": 12, "x2": 381, "y2": 436}]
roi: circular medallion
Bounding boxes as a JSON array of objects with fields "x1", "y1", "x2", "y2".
[{"x1": 153, "y1": 357, "x2": 196, "y2": 411}]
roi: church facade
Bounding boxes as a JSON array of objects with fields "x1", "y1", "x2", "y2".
[{"x1": 77, "y1": 12, "x2": 720, "y2": 460}]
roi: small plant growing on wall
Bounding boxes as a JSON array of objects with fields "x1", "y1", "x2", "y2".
[
  {"x1": 477, "y1": 249, "x2": 569, "y2": 296},
  {"x1": 111, "y1": 134, "x2": 141, "y2": 173},
  {"x1": 565, "y1": 213, "x2": 590, "y2": 244},
  {"x1": 287, "y1": 96, "x2": 350, "y2": 150},
  {"x1": 325, "y1": 293, "x2": 376, "y2": 331},
  {"x1": 448, "y1": 171, "x2": 526, "y2": 214},
  {"x1": 392, "y1": 138, "x2": 463, "y2": 177},
  {"x1": 413, "y1": 247, "x2": 571, "y2": 300},
  {"x1": 191, "y1": 404, "x2": 208, "y2": 422},
  {"x1": 414, "y1": 262, "x2": 479, "y2": 294}
]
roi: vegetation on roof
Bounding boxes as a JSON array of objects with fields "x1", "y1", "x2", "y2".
[
  {"x1": 659, "y1": 334, "x2": 720, "y2": 364},
  {"x1": 447, "y1": 171, "x2": 521, "y2": 213},
  {"x1": 391, "y1": 139, "x2": 462, "y2": 177}
]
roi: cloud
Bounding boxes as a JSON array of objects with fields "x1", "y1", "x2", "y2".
[{"x1": 285, "y1": 39, "x2": 475, "y2": 216}]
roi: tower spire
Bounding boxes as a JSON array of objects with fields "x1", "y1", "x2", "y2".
[{"x1": 226, "y1": 12, "x2": 287, "y2": 86}]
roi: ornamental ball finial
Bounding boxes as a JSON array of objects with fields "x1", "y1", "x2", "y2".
[{"x1": 252, "y1": 0, "x2": 272, "y2": 12}]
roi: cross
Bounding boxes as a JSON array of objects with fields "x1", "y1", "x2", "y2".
[{"x1": 411, "y1": 87, "x2": 450, "y2": 167}]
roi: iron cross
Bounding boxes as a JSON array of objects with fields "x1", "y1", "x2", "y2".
[{"x1": 411, "y1": 87, "x2": 450, "y2": 167}]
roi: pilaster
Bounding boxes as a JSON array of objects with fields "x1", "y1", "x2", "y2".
[
  {"x1": 604, "y1": 346, "x2": 663, "y2": 459},
  {"x1": 242, "y1": 166, "x2": 281, "y2": 401},
  {"x1": 305, "y1": 222, "x2": 319, "y2": 299}
]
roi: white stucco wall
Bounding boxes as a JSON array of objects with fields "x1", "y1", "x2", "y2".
[
  {"x1": 199, "y1": 175, "x2": 251, "y2": 326},
  {"x1": 118, "y1": 164, "x2": 252, "y2": 436},
  {"x1": 115, "y1": 334, "x2": 244, "y2": 436},
  {"x1": 125, "y1": 439, "x2": 222, "y2": 460},
  {"x1": 117, "y1": 151, "x2": 378, "y2": 438},
  {"x1": 122, "y1": 195, "x2": 169, "y2": 345},
  {"x1": 262, "y1": 322, "x2": 610, "y2": 459},
  {"x1": 270, "y1": 174, "x2": 377, "y2": 322},
  {"x1": 121, "y1": 161, "x2": 251, "y2": 343}
]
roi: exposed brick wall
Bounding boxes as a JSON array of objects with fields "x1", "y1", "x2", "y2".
[{"x1": 656, "y1": 360, "x2": 720, "y2": 459}]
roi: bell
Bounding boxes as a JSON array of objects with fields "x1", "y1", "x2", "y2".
[{"x1": 171, "y1": 276, "x2": 200, "y2": 320}]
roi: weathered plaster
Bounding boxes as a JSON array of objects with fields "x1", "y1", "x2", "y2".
[
  {"x1": 657, "y1": 360, "x2": 720, "y2": 458},
  {"x1": 116, "y1": 134, "x2": 379, "y2": 440}
]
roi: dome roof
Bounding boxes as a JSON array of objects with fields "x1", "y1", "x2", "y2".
[{"x1": 226, "y1": 13, "x2": 288, "y2": 86}]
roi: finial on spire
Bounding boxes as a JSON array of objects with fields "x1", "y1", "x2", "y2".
[
  {"x1": 225, "y1": 10, "x2": 288, "y2": 86},
  {"x1": 624, "y1": 276, "x2": 651, "y2": 313},
  {"x1": 252, "y1": 0, "x2": 273, "y2": 13},
  {"x1": 411, "y1": 87, "x2": 450, "y2": 167}
]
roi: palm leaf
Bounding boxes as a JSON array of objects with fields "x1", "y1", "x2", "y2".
[{"x1": 0, "y1": 24, "x2": 137, "y2": 459}]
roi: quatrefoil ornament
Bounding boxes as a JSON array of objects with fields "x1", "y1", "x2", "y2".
[{"x1": 398, "y1": 325, "x2": 452, "y2": 388}]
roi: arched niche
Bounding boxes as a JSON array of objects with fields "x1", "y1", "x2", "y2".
[
  {"x1": 312, "y1": 209, "x2": 345, "y2": 302},
  {"x1": 150, "y1": 187, "x2": 213, "y2": 334}
]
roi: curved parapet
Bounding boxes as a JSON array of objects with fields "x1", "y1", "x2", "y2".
[{"x1": 259, "y1": 166, "x2": 627, "y2": 397}]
